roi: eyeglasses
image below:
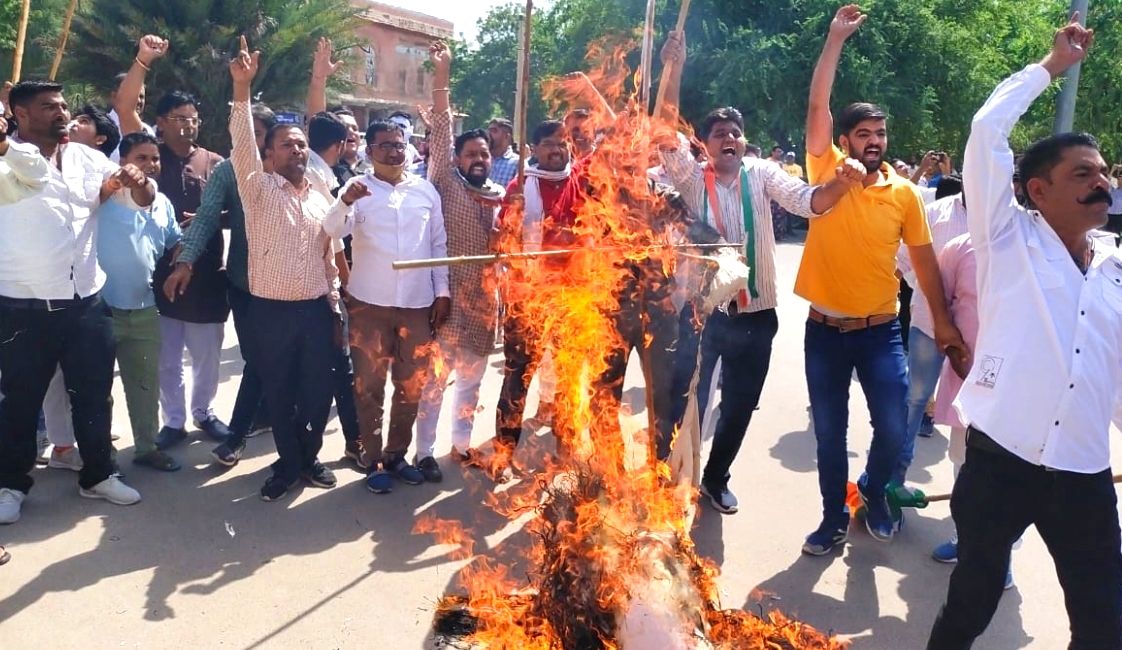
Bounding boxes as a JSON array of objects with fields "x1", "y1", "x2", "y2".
[
  {"x1": 376, "y1": 142, "x2": 407, "y2": 152},
  {"x1": 166, "y1": 116, "x2": 201, "y2": 126}
]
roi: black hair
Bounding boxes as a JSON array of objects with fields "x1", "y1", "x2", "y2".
[
  {"x1": 744, "y1": 143, "x2": 761, "y2": 157},
  {"x1": 329, "y1": 105, "x2": 354, "y2": 118},
  {"x1": 8, "y1": 79, "x2": 64, "y2": 110},
  {"x1": 154, "y1": 90, "x2": 197, "y2": 117},
  {"x1": 771, "y1": 145, "x2": 784, "y2": 153},
  {"x1": 388, "y1": 110, "x2": 412, "y2": 121},
  {"x1": 837, "y1": 102, "x2": 888, "y2": 136},
  {"x1": 1017, "y1": 132, "x2": 1100, "y2": 194},
  {"x1": 454, "y1": 128, "x2": 490, "y2": 156},
  {"x1": 489, "y1": 118, "x2": 513, "y2": 134},
  {"x1": 75, "y1": 104, "x2": 120, "y2": 156},
  {"x1": 252, "y1": 104, "x2": 277, "y2": 130},
  {"x1": 118, "y1": 132, "x2": 159, "y2": 159},
  {"x1": 698, "y1": 107, "x2": 744, "y2": 141},
  {"x1": 935, "y1": 173, "x2": 964, "y2": 201},
  {"x1": 365, "y1": 118, "x2": 403, "y2": 144},
  {"x1": 531, "y1": 120, "x2": 564, "y2": 145},
  {"x1": 307, "y1": 111, "x2": 348, "y2": 154},
  {"x1": 265, "y1": 123, "x2": 304, "y2": 150}
]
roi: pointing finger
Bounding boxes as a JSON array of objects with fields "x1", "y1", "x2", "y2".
[{"x1": 239, "y1": 35, "x2": 248, "y2": 52}]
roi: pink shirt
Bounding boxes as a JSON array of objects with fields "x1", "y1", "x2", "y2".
[{"x1": 934, "y1": 233, "x2": 978, "y2": 428}]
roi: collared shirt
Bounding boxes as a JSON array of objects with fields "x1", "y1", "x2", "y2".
[
  {"x1": 229, "y1": 100, "x2": 336, "y2": 302},
  {"x1": 154, "y1": 142, "x2": 227, "y2": 324},
  {"x1": 799, "y1": 145, "x2": 931, "y2": 317},
  {"x1": 661, "y1": 133, "x2": 817, "y2": 313},
  {"x1": 954, "y1": 64, "x2": 1122, "y2": 474},
  {"x1": 325, "y1": 171, "x2": 448, "y2": 309},
  {"x1": 427, "y1": 108, "x2": 499, "y2": 357},
  {"x1": 178, "y1": 160, "x2": 251, "y2": 292},
  {"x1": 97, "y1": 192, "x2": 181, "y2": 310},
  {"x1": 307, "y1": 150, "x2": 340, "y2": 201},
  {"x1": 0, "y1": 140, "x2": 148, "y2": 300},
  {"x1": 489, "y1": 146, "x2": 520, "y2": 189},
  {"x1": 897, "y1": 194, "x2": 969, "y2": 337}
]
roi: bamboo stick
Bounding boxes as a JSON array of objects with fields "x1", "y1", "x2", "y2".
[
  {"x1": 638, "y1": 0, "x2": 657, "y2": 109},
  {"x1": 11, "y1": 0, "x2": 32, "y2": 83},
  {"x1": 48, "y1": 0, "x2": 80, "y2": 80},
  {"x1": 651, "y1": 0, "x2": 692, "y2": 119},
  {"x1": 514, "y1": 0, "x2": 533, "y2": 192},
  {"x1": 391, "y1": 243, "x2": 736, "y2": 270}
]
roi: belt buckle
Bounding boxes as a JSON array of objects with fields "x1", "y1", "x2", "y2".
[{"x1": 837, "y1": 318, "x2": 864, "y2": 333}]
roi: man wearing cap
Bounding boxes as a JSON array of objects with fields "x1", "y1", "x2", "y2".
[{"x1": 783, "y1": 152, "x2": 804, "y2": 180}]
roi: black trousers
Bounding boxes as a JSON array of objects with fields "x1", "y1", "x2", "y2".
[
  {"x1": 227, "y1": 285, "x2": 266, "y2": 442},
  {"x1": 0, "y1": 293, "x2": 116, "y2": 491},
  {"x1": 248, "y1": 296, "x2": 335, "y2": 482},
  {"x1": 594, "y1": 292, "x2": 678, "y2": 461},
  {"x1": 928, "y1": 428, "x2": 1122, "y2": 650},
  {"x1": 495, "y1": 313, "x2": 547, "y2": 447}
]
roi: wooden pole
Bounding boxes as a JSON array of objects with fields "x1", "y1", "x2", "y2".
[
  {"x1": 48, "y1": 0, "x2": 80, "y2": 80},
  {"x1": 651, "y1": 0, "x2": 691, "y2": 119},
  {"x1": 638, "y1": 0, "x2": 657, "y2": 110},
  {"x1": 11, "y1": 0, "x2": 32, "y2": 82},
  {"x1": 514, "y1": 0, "x2": 533, "y2": 192}
]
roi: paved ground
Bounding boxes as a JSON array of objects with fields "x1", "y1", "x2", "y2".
[{"x1": 0, "y1": 239, "x2": 1105, "y2": 649}]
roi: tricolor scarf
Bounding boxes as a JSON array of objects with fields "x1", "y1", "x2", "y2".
[
  {"x1": 521, "y1": 163, "x2": 572, "y2": 251},
  {"x1": 702, "y1": 164, "x2": 759, "y2": 309}
]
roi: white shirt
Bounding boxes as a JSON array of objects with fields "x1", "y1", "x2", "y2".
[
  {"x1": 107, "y1": 109, "x2": 156, "y2": 163},
  {"x1": 0, "y1": 140, "x2": 149, "y2": 300},
  {"x1": 954, "y1": 63, "x2": 1122, "y2": 474},
  {"x1": 897, "y1": 194, "x2": 969, "y2": 338},
  {"x1": 306, "y1": 150, "x2": 346, "y2": 258},
  {"x1": 324, "y1": 172, "x2": 449, "y2": 308}
]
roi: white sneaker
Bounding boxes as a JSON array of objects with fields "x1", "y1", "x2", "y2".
[
  {"x1": 48, "y1": 447, "x2": 83, "y2": 471},
  {"x1": 79, "y1": 476, "x2": 141, "y2": 505},
  {"x1": 0, "y1": 488, "x2": 25, "y2": 524}
]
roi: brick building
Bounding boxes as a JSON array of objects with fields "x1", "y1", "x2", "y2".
[{"x1": 338, "y1": 1, "x2": 461, "y2": 136}]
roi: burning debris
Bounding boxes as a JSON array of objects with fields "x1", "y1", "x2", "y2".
[{"x1": 421, "y1": 17, "x2": 845, "y2": 650}]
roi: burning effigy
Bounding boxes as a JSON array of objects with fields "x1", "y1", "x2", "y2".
[{"x1": 419, "y1": 20, "x2": 846, "y2": 650}]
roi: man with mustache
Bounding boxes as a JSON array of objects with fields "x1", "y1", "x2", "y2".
[
  {"x1": 657, "y1": 32, "x2": 865, "y2": 515},
  {"x1": 800, "y1": 5, "x2": 964, "y2": 552},
  {"x1": 115, "y1": 36, "x2": 232, "y2": 451},
  {"x1": 0, "y1": 79, "x2": 152, "y2": 524},
  {"x1": 402, "y1": 42, "x2": 503, "y2": 483},
  {"x1": 928, "y1": 17, "x2": 1122, "y2": 648},
  {"x1": 487, "y1": 117, "x2": 519, "y2": 188},
  {"x1": 324, "y1": 112, "x2": 450, "y2": 495},
  {"x1": 227, "y1": 37, "x2": 340, "y2": 502}
]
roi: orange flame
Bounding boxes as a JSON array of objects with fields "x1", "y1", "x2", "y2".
[{"x1": 421, "y1": 34, "x2": 845, "y2": 650}]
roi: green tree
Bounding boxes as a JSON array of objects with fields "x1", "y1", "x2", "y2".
[
  {"x1": 62, "y1": 0, "x2": 362, "y2": 152},
  {"x1": 0, "y1": 0, "x2": 70, "y2": 80}
]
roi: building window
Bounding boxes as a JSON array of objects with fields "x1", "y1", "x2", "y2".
[
  {"x1": 363, "y1": 47, "x2": 378, "y2": 88},
  {"x1": 398, "y1": 69, "x2": 407, "y2": 94},
  {"x1": 416, "y1": 66, "x2": 426, "y2": 95}
]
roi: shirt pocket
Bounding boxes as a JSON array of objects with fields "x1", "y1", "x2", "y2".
[
  {"x1": 73, "y1": 172, "x2": 105, "y2": 206},
  {"x1": 1100, "y1": 263, "x2": 1122, "y2": 313}
]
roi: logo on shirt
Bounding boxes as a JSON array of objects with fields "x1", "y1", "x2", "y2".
[{"x1": 975, "y1": 355, "x2": 1004, "y2": 389}]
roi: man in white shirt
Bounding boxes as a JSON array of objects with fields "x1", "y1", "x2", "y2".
[
  {"x1": 927, "y1": 19, "x2": 1122, "y2": 648},
  {"x1": 893, "y1": 176, "x2": 969, "y2": 487},
  {"x1": 325, "y1": 119, "x2": 450, "y2": 495},
  {"x1": 0, "y1": 80, "x2": 151, "y2": 524}
]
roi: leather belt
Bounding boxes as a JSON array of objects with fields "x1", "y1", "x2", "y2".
[
  {"x1": 0, "y1": 293, "x2": 97, "y2": 312},
  {"x1": 808, "y1": 307, "x2": 896, "y2": 333}
]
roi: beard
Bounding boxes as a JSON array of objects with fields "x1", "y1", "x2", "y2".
[{"x1": 462, "y1": 164, "x2": 488, "y2": 187}]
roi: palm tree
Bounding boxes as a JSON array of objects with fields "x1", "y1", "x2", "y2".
[{"x1": 63, "y1": 0, "x2": 361, "y2": 152}]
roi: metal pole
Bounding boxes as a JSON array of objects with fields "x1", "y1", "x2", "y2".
[{"x1": 1054, "y1": 0, "x2": 1089, "y2": 133}]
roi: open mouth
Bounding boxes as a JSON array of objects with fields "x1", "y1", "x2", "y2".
[
  {"x1": 863, "y1": 148, "x2": 881, "y2": 160},
  {"x1": 721, "y1": 147, "x2": 737, "y2": 157}
]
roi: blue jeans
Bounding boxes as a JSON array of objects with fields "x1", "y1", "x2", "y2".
[
  {"x1": 896, "y1": 328, "x2": 944, "y2": 484},
  {"x1": 805, "y1": 317, "x2": 909, "y2": 528},
  {"x1": 669, "y1": 302, "x2": 721, "y2": 431}
]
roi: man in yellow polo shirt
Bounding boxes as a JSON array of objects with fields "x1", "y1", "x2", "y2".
[{"x1": 799, "y1": 4, "x2": 965, "y2": 555}]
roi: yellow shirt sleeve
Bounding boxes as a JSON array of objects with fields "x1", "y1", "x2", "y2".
[
  {"x1": 899, "y1": 184, "x2": 933, "y2": 247},
  {"x1": 807, "y1": 145, "x2": 846, "y2": 185}
]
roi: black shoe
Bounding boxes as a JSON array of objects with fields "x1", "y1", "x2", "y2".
[
  {"x1": 260, "y1": 475, "x2": 297, "y2": 502},
  {"x1": 195, "y1": 416, "x2": 231, "y2": 442},
  {"x1": 302, "y1": 461, "x2": 337, "y2": 488},
  {"x1": 211, "y1": 438, "x2": 247, "y2": 467},
  {"x1": 155, "y1": 426, "x2": 188, "y2": 450},
  {"x1": 247, "y1": 421, "x2": 271, "y2": 439},
  {"x1": 344, "y1": 440, "x2": 371, "y2": 470},
  {"x1": 415, "y1": 456, "x2": 443, "y2": 483}
]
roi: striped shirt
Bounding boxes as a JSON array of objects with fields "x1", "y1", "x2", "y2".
[
  {"x1": 489, "y1": 147, "x2": 520, "y2": 188},
  {"x1": 229, "y1": 100, "x2": 337, "y2": 302},
  {"x1": 896, "y1": 194, "x2": 969, "y2": 338},
  {"x1": 661, "y1": 134, "x2": 818, "y2": 312}
]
